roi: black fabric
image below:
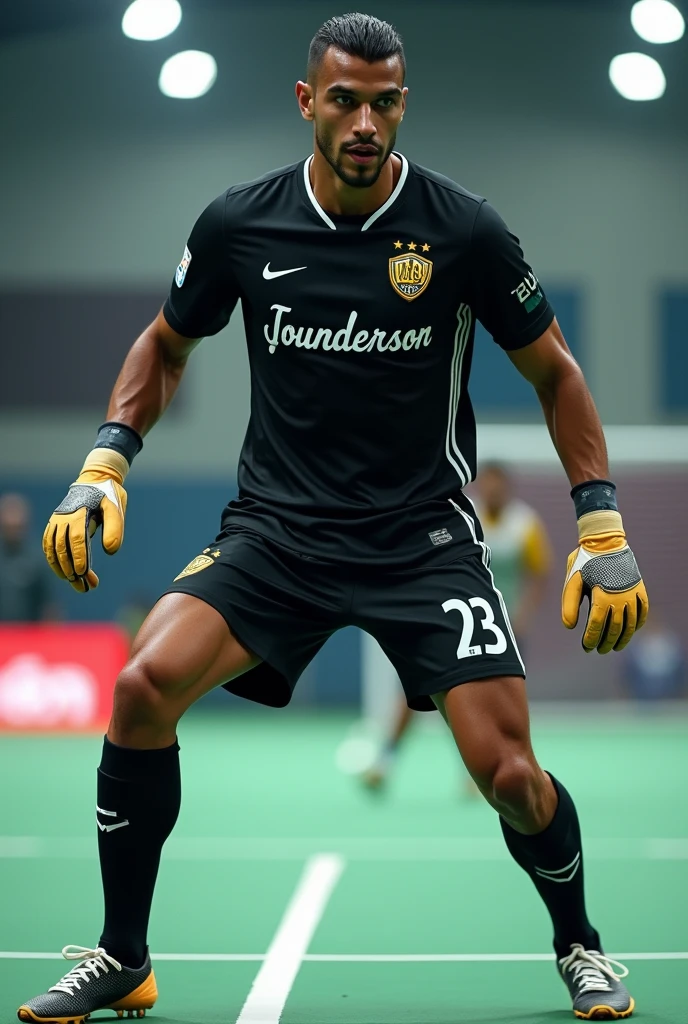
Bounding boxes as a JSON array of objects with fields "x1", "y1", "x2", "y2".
[
  {"x1": 571, "y1": 480, "x2": 618, "y2": 518},
  {"x1": 500, "y1": 774, "x2": 600, "y2": 960},
  {"x1": 97, "y1": 738, "x2": 180, "y2": 968},
  {"x1": 162, "y1": 155, "x2": 554, "y2": 569},
  {"x1": 164, "y1": 525, "x2": 524, "y2": 713},
  {"x1": 95, "y1": 421, "x2": 143, "y2": 465}
]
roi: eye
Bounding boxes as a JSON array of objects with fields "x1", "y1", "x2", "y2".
[
  {"x1": 334, "y1": 96, "x2": 353, "y2": 105},
  {"x1": 376, "y1": 97, "x2": 395, "y2": 108}
]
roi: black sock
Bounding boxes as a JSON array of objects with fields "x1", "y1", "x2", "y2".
[
  {"x1": 500, "y1": 773, "x2": 600, "y2": 961},
  {"x1": 97, "y1": 736, "x2": 181, "y2": 967}
]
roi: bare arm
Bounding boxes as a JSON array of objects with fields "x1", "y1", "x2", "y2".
[
  {"x1": 508, "y1": 317, "x2": 609, "y2": 486},
  {"x1": 106, "y1": 309, "x2": 201, "y2": 437}
]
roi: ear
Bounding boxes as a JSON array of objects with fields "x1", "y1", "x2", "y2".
[
  {"x1": 295, "y1": 80, "x2": 315, "y2": 121},
  {"x1": 400, "y1": 86, "x2": 409, "y2": 120}
]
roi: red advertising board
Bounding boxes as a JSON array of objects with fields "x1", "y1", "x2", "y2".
[{"x1": 0, "y1": 625, "x2": 129, "y2": 732}]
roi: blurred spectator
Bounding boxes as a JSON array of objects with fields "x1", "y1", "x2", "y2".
[
  {"x1": 0, "y1": 493, "x2": 56, "y2": 622},
  {"x1": 620, "y1": 613, "x2": 686, "y2": 701}
]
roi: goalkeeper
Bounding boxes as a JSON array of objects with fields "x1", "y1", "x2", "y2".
[{"x1": 25, "y1": 16, "x2": 648, "y2": 1018}]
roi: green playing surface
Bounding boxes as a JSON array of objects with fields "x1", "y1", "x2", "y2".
[{"x1": 1, "y1": 710, "x2": 686, "y2": 1022}]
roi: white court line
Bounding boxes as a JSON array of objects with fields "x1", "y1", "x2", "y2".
[
  {"x1": 2, "y1": 836, "x2": 688, "y2": 860},
  {"x1": 0, "y1": 951, "x2": 685, "y2": 962},
  {"x1": 235, "y1": 853, "x2": 345, "y2": 1024}
]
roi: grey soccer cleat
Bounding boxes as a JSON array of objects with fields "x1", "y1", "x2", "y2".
[
  {"x1": 17, "y1": 945, "x2": 157, "y2": 1023},
  {"x1": 558, "y1": 944, "x2": 634, "y2": 1019}
]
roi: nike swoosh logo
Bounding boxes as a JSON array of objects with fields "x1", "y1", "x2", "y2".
[
  {"x1": 97, "y1": 819, "x2": 130, "y2": 832},
  {"x1": 96, "y1": 805, "x2": 129, "y2": 832},
  {"x1": 263, "y1": 263, "x2": 307, "y2": 280}
]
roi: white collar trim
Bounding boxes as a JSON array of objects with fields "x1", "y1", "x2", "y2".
[{"x1": 303, "y1": 153, "x2": 409, "y2": 232}]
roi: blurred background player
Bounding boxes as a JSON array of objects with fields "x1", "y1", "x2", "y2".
[
  {"x1": 361, "y1": 462, "x2": 552, "y2": 792},
  {"x1": 0, "y1": 493, "x2": 56, "y2": 624}
]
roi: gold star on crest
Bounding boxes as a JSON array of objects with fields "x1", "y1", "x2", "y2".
[
  {"x1": 407, "y1": 241, "x2": 417, "y2": 251},
  {"x1": 421, "y1": 243, "x2": 431, "y2": 252},
  {"x1": 212, "y1": 550, "x2": 221, "y2": 558},
  {"x1": 393, "y1": 240, "x2": 403, "y2": 250}
]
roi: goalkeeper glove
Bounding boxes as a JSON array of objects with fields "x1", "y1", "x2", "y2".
[
  {"x1": 562, "y1": 481, "x2": 649, "y2": 654},
  {"x1": 42, "y1": 423, "x2": 141, "y2": 593}
]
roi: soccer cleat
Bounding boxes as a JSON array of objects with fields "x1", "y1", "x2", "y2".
[
  {"x1": 17, "y1": 945, "x2": 157, "y2": 1024},
  {"x1": 558, "y1": 944, "x2": 634, "y2": 1019}
]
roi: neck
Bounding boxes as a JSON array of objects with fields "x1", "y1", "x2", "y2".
[{"x1": 310, "y1": 147, "x2": 401, "y2": 216}]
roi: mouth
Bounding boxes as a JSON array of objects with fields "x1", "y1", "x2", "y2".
[{"x1": 345, "y1": 145, "x2": 380, "y2": 166}]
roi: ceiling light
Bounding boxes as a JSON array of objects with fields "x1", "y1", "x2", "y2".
[
  {"x1": 122, "y1": 0, "x2": 182, "y2": 41},
  {"x1": 609, "y1": 52, "x2": 666, "y2": 100},
  {"x1": 159, "y1": 50, "x2": 218, "y2": 99},
  {"x1": 631, "y1": 0, "x2": 685, "y2": 43}
]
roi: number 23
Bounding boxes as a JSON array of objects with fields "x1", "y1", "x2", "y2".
[{"x1": 442, "y1": 597, "x2": 508, "y2": 660}]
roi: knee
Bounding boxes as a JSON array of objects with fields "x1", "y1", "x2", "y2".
[
  {"x1": 112, "y1": 658, "x2": 178, "y2": 732},
  {"x1": 490, "y1": 756, "x2": 540, "y2": 817},
  {"x1": 469, "y1": 750, "x2": 545, "y2": 824}
]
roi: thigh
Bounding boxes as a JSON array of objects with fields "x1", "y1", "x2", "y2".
[
  {"x1": 128, "y1": 591, "x2": 259, "y2": 704},
  {"x1": 357, "y1": 553, "x2": 525, "y2": 711},
  {"x1": 162, "y1": 529, "x2": 344, "y2": 707},
  {"x1": 433, "y1": 675, "x2": 535, "y2": 778}
]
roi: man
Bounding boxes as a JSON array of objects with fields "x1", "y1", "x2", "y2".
[
  {"x1": 0, "y1": 493, "x2": 54, "y2": 623},
  {"x1": 361, "y1": 462, "x2": 552, "y2": 793},
  {"x1": 22, "y1": 13, "x2": 648, "y2": 1021}
]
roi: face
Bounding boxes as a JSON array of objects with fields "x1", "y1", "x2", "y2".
[
  {"x1": 476, "y1": 468, "x2": 511, "y2": 512},
  {"x1": 297, "y1": 47, "x2": 407, "y2": 189},
  {"x1": 0, "y1": 494, "x2": 29, "y2": 546}
]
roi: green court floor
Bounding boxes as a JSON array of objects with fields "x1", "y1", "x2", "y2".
[{"x1": 1, "y1": 710, "x2": 686, "y2": 1022}]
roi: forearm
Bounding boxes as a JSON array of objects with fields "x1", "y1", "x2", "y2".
[
  {"x1": 106, "y1": 321, "x2": 189, "y2": 437},
  {"x1": 535, "y1": 364, "x2": 609, "y2": 487}
]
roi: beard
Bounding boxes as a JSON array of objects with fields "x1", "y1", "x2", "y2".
[{"x1": 315, "y1": 126, "x2": 397, "y2": 189}]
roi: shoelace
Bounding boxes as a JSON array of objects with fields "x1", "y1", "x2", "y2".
[
  {"x1": 559, "y1": 944, "x2": 629, "y2": 995},
  {"x1": 49, "y1": 945, "x2": 122, "y2": 995}
]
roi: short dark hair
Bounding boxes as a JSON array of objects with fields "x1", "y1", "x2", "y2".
[{"x1": 307, "y1": 12, "x2": 405, "y2": 83}]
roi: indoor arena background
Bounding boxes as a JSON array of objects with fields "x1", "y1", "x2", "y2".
[{"x1": 0, "y1": 2, "x2": 686, "y2": 1022}]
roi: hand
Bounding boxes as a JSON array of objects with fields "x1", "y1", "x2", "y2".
[
  {"x1": 562, "y1": 512, "x2": 649, "y2": 654},
  {"x1": 42, "y1": 450, "x2": 128, "y2": 593}
]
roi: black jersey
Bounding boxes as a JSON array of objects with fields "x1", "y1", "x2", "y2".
[{"x1": 163, "y1": 154, "x2": 554, "y2": 567}]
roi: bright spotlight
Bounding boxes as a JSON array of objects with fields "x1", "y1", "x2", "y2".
[
  {"x1": 609, "y1": 52, "x2": 666, "y2": 100},
  {"x1": 159, "y1": 50, "x2": 218, "y2": 99},
  {"x1": 122, "y1": 0, "x2": 182, "y2": 42},
  {"x1": 631, "y1": 0, "x2": 685, "y2": 43}
]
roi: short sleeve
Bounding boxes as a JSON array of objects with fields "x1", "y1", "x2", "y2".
[
  {"x1": 470, "y1": 201, "x2": 554, "y2": 351},
  {"x1": 163, "y1": 193, "x2": 239, "y2": 338}
]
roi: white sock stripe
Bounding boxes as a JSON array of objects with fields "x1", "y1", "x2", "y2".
[
  {"x1": 448, "y1": 499, "x2": 526, "y2": 674},
  {"x1": 534, "y1": 851, "x2": 581, "y2": 877},
  {"x1": 95, "y1": 806, "x2": 116, "y2": 817}
]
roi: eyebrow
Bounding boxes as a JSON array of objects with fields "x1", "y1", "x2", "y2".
[{"x1": 325, "y1": 85, "x2": 403, "y2": 98}]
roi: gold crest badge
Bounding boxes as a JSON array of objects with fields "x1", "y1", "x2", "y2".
[
  {"x1": 173, "y1": 553, "x2": 216, "y2": 581},
  {"x1": 389, "y1": 242, "x2": 433, "y2": 301}
]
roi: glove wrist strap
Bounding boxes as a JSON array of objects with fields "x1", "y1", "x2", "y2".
[
  {"x1": 81, "y1": 448, "x2": 129, "y2": 484},
  {"x1": 571, "y1": 479, "x2": 617, "y2": 518},
  {"x1": 94, "y1": 421, "x2": 143, "y2": 466},
  {"x1": 577, "y1": 509, "x2": 624, "y2": 542}
]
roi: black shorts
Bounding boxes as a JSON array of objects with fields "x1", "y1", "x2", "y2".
[{"x1": 164, "y1": 528, "x2": 525, "y2": 712}]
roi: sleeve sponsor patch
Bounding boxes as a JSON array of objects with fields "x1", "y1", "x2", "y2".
[{"x1": 175, "y1": 245, "x2": 192, "y2": 288}]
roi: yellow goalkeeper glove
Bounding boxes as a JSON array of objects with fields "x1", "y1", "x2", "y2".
[
  {"x1": 562, "y1": 488, "x2": 649, "y2": 654},
  {"x1": 42, "y1": 423, "x2": 141, "y2": 593}
]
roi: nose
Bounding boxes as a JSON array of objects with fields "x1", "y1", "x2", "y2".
[{"x1": 353, "y1": 103, "x2": 377, "y2": 140}]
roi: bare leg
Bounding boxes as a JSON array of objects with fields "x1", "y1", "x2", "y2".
[{"x1": 433, "y1": 676, "x2": 556, "y2": 832}]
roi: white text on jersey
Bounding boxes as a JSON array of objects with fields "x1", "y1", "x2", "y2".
[{"x1": 264, "y1": 304, "x2": 433, "y2": 355}]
